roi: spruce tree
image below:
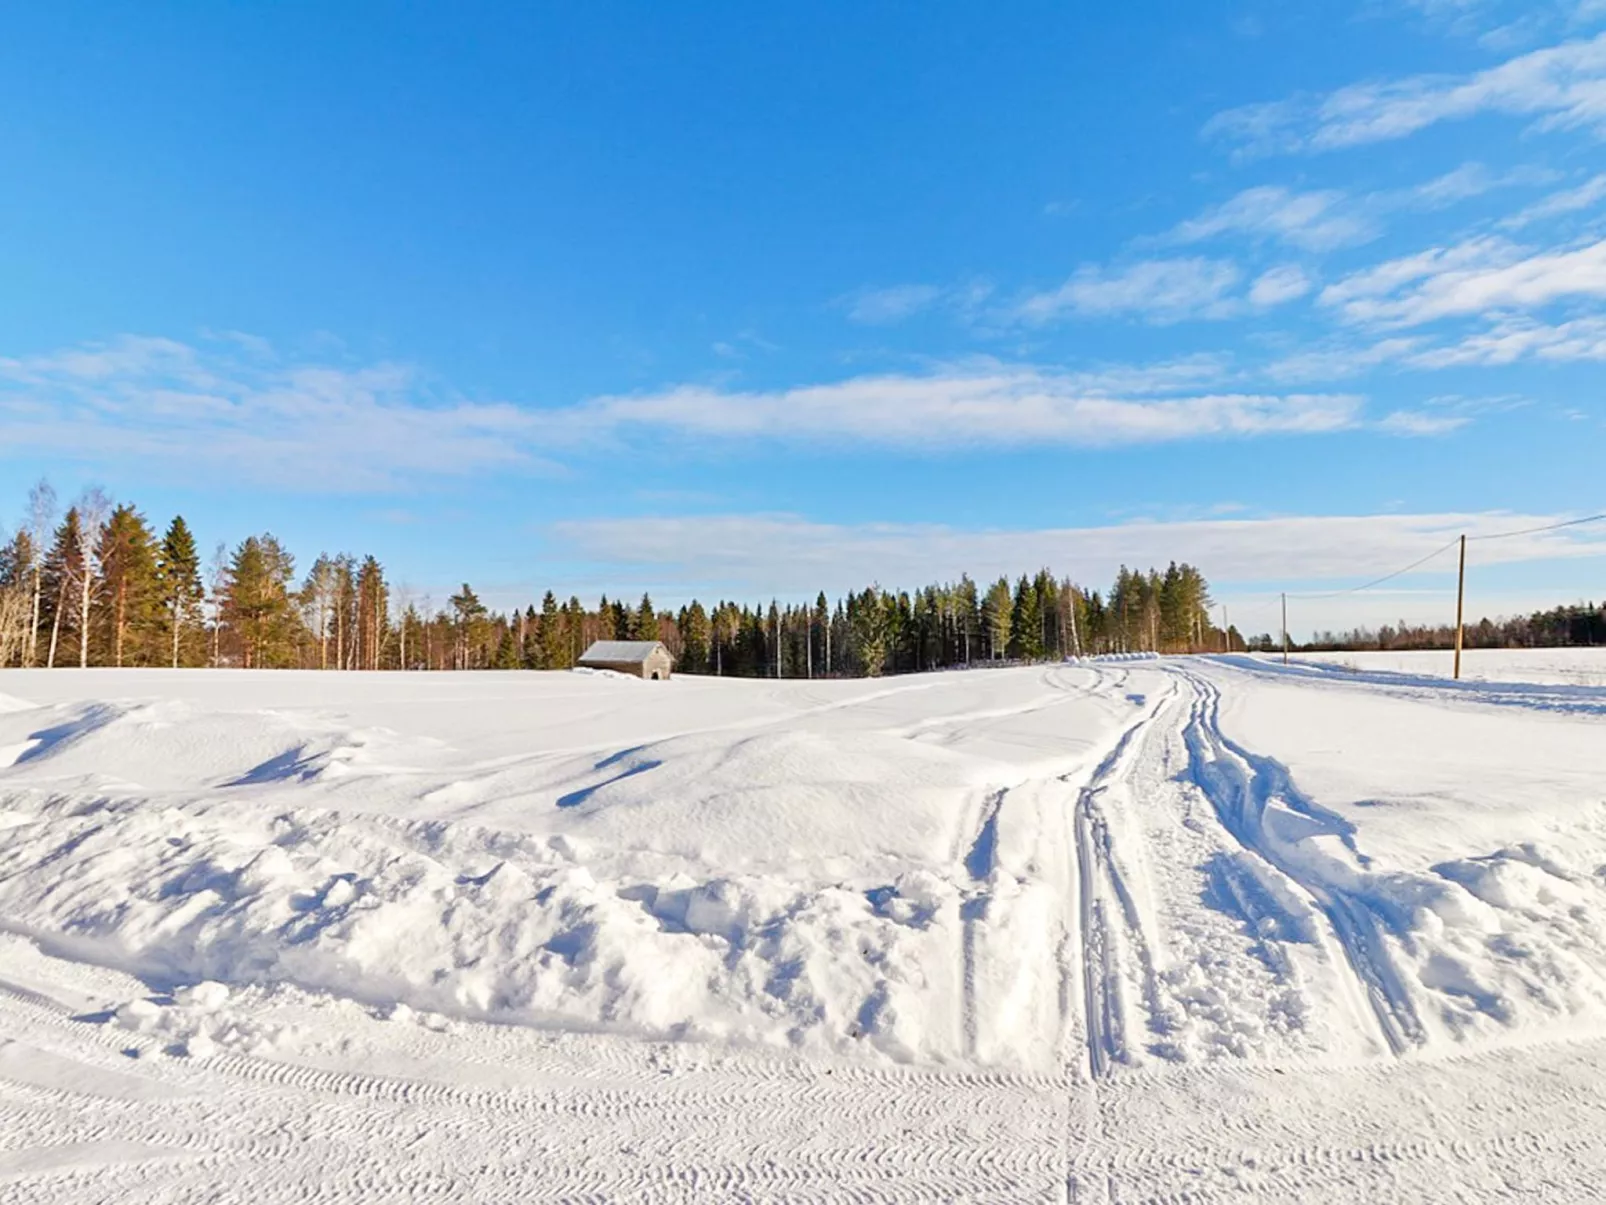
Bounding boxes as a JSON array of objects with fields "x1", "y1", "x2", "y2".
[
  {"x1": 41, "y1": 509, "x2": 84, "y2": 669},
  {"x1": 98, "y1": 504, "x2": 160, "y2": 667},
  {"x1": 156, "y1": 516, "x2": 204, "y2": 668},
  {"x1": 538, "y1": 591, "x2": 564, "y2": 668},
  {"x1": 633, "y1": 593, "x2": 657, "y2": 641}
]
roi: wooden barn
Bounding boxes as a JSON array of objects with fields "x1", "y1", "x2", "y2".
[{"x1": 577, "y1": 640, "x2": 675, "y2": 680}]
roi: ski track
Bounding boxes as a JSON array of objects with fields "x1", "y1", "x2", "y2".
[
  {"x1": 7, "y1": 657, "x2": 1606, "y2": 1200},
  {"x1": 1172, "y1": 664, "x2": 1426, "y2": 1056}
]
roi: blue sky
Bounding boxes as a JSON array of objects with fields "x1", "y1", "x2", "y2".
[{"x1": 3, "y1": 1, "x2": 1605, "y2": 637}]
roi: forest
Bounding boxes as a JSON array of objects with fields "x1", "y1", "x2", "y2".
[
  {"x1": 1254, "y1": 604, "x2": 1606, "y2": 654},
  {"x1": 0, "y1": 481, "x2": 1220, "y2": 676}
]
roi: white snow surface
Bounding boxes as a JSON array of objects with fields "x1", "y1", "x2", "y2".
[{"x1": 4, "y1": 654, "x2": 1606, "y2": 1201}]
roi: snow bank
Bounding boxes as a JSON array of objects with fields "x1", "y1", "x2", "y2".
[{"x1": 0, "y1": 666, "x2": 1137, "y2": 1066}]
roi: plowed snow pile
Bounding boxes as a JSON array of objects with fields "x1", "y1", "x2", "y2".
[{"x1": 5, "y1": 653, "x2": 1606, "y2": 1202}]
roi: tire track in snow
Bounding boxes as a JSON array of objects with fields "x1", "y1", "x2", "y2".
[
  {"x1": 959, "y1": 787, "x2": 1006, "y2": 1059},
  {"x1": 1171, "y1": 663, "x2": 1426, "y2": 1055},
  {"x1": 1064, "y1": 689, "x2": 1174, "y2": 1079}
]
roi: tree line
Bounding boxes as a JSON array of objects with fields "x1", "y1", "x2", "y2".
[
  {"x1": 1, "y1": 480, "x2": 1222, "y2": 675},
  {"x1": 1257, "y1": 601, "x2": 1606, "y2": 654}
]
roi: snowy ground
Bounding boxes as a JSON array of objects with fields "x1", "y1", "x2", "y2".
[
  {"x1": 1295, "y1": 645, "x2": 1606, "y2": 687},
  {"x1": 4, "y1": 653, "x2": 1606, "y2": 1201}
]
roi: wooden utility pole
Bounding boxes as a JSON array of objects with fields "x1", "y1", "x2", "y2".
[
  {"x1": 1453, "y1": 533, "x2": 1467, "y2": 681},
  {"x1": 1281, "y1": 593, "x2": 1289, "y2": 665},
  {"x1": 1220, "y1": 605, "x2": 1229, "y2": 653}
]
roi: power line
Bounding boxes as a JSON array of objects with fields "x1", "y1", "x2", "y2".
[
  {"x1": 1286, "y1": 537, "x2": 1463, "y2": 600},
  {"x1": 1466, "y1": 511, "x2": 1606, "y2": 542}
]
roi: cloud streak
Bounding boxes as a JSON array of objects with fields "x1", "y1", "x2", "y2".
[
  {"x1": 1206, "y1": 31, "x2": 1606, "y2": 155},
  {"x1": 0, "y1": 334, "x2": 551, "y2": 492},
  {"x1": 1, "y1": 336, "x2": 1381, "y2": 492},
  {"x1": 575, "y1": 368, "x2": 1360, "y2": 449},
  {"x1": 550, "y1": 509, "x2": 1606, "y2": 599},
  {"x1": 1321, "y1": 235, "x2": 1606, "y2": 324},
  {"x1": 1013, "y1": 258, "x2": 1245, "y2": 324}
]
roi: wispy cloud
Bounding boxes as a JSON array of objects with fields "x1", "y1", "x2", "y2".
[
  {"x1": 1013, "y1": 257, "x2": 1244, "y2": 324},
  {"x1": 1407, "y1": 313, "x2": 1606, "y2": 363},
  {"x1": 1205, "y1": 31, "x2": 1606, "y2": 156},
  {"x1": 1158, "y1": 165, "x2": 1539, "y2": 257},
  {"x1": 840, "y1": 284, "x2": 945, "y2": 325},
  {"x1": 0, "y1": 336, "x2": 1374, "y2": 490},
  {"x1": 550, "y1": 508, "x2": 1606, "y2": 598},
  {"x1": 836, "y1": 281, "x2": 995, "y2": 326},
  {"x1": 1499, "y1": 172, "x2": 1606, "y2": 225},
  {"x1": 1168, "y1": 186, "x2": 1376, "y2": 250},
  {"x1": 1320, "y1": 234, "x2": 1606, "y2": 324},
  {"x1": 0, "y1": 334, "x2": 553, "y2": 491},
  {"x1": 1249, "y1": 264, "x2": 1316, "y2": 307},
  {"x1": 574, "y1": 367, "x2": 1360, "y2": 449},
  {"x1": 1377, "y1": 408, "x2": 1473, "y2": 434}
]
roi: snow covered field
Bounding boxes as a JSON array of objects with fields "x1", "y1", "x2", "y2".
[
  {"x1": 1292, "y1": 646, "x2": 1606, "y2": 687},
  {"x1": 4, "y1": 654, "x2": 1606, "y2": 1201}
]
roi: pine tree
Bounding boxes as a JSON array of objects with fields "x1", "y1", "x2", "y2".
[
  {"x1": 537, "y1": 591, "x2": 564, "y2": 668},
  {"x1": 679, "y1": 600, "x2": 710, "y2": 673},
  {"x1": 449, "y1": 583, "x2": 488, "y2": 669},
  {"x1": 156, "y1": 516, "x2": 204, "y2": 668},
  {"x1": 633, "y1": 593, "x2": 657, "y2": 641},
  {"x1": 98, "y1": 504, "x2": 160, "y2": 667},
  {"x1": 982, "y1": 577, "x2": 1012, "y2": 661},
  {"x1": 224, "y1": 535, "x2": 297, "y2": 668},
  {"x1": 356, "y1": 556, "x2": 388, "y2": 670},
  {"x1": 41, "y1": 508, "x2": 85, "y2": 669}
]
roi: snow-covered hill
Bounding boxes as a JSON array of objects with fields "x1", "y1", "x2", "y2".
[{"x1": 4, "y1": 654, "x2": 1606, "y2": 1200}]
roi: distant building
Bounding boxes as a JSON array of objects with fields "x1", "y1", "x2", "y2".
[{"x1": 577, "y1": 640, "x2": 675, "y2": 680}]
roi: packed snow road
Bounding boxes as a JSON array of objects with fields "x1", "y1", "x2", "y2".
[{"x1": 3, "y1": 653, "x2": 1606, "y2": 1201}]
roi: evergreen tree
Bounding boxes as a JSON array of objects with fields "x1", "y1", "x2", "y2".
[
  {"x1": 224, "y1": 535, "x2": 297, "y2": 668},
  {"x1": 537, "y1": 591, "x2": 565, "y2": 669},
  {"x1": 493, "y1": 626, "x2": 521, "y2": 669},
  {"x1": 156, "y1": 515, "x2": 205, "y2": 668},
  {"x1": 633, "y1": 593, "x2": 658, "y2": 641},
  {"x1": 40, "y1": 508, "x2": 85, "y2": 669},
  {"x1": 449, "y1": 583, "x2": 489, "y2": 668},
  {"x1": 680, "y1": 600, "x2": 710, "y2": 673},
  {"x1": 982, "y1": 577, "x2": 1012, "y2": 661},
  {"x1": 97, "y1": 504, "x2": 160, "y2": 667},
  {"x1": 356, "y1": 555, "x2": 388, "y2": 670}
]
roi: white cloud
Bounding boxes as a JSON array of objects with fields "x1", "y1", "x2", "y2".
[
  {"x1": 1500, "y1": 172, "x2": 1606, "y2": 225},
  {"x1": 1408, "y1": 313, "x2": 1606, "y2": 362},
  {"x1": 1013, "y1": 258, "x2": 1243, "y2": 324},
  {"x1": 1169, "y1": 186, "x2": 1376, "y2": 250},
  {"x1": 1263, "y1": 336, "x2": 1425, "y2": 381},
  {"x1": 550, "y1": 509, "x2": 1606, "y2": 600},
  {"x1": 0, "y1": 334, "x2": 552, "y2": 491},
  {"x1": 842, "y1": 284, "x2": 944, "y2": 324},
  {"x1": 0, "y1": 336, "x2": 1374, "y2": 490},
  {"x1": 1249, "y1": 264, "x2": 1316, "y2": 307},
  {"x1": 1377, "y1": 409, "x2": 1472, "y2": 434},
  {"x1": 838, "y1": 281, "x2": 995, "y2": 326},
  {"x1": 1205, "y1": 31, "x2": 1606, "y2": 155},
  {"x1": 574, "y1": 368, "x2": 1360, "y2": 449},
  {"x1": 1321, "y1": 235, "x2": 1606, "y2": 324}
]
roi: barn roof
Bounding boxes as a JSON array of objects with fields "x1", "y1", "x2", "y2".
[{"x1": 578, "y1": 640, "x2": 673, "y2": 663}]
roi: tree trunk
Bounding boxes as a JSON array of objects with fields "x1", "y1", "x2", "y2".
[
  {"x1": 172, "y1": 596, "x2": 182, "y2": 669},
  {"x1": 27, "y1": 567, "x2": 42, "y2": 668},
  {"x1": 47, "y1": 580, "x2": 67, "y2": 669},
  {"x1": 78, "y1": 571, "x2": 92, "y2": 668},
  {"x1": 115, "y1": 580, "x2": 127, "y2": 667}
]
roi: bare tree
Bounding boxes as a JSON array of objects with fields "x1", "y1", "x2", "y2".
[
  {"x1": 208, "y1": 542, "x2": 229, "y2": 668},
  {"x1": 24, "y1": 480, "x2": 56, "y2": 667},
  {"x1": 70, "y1": 488, "x2": 112, "y2": 669}
]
